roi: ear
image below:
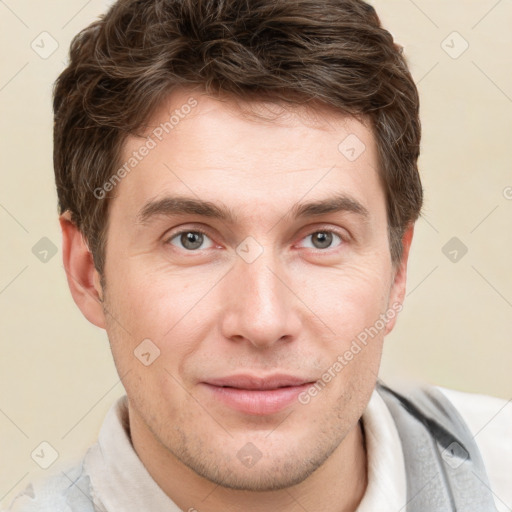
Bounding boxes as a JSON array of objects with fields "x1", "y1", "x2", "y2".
[
  {"x1": 384, "y1": 223, "x2": 415, "y2": 336},
  {"x1": 59, "y1": 211, "x2": 106, "y2": 329}
]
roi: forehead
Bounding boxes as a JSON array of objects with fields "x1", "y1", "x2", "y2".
[{"x1": 113, "y1": 89, "x2": 384, "y2": 223}]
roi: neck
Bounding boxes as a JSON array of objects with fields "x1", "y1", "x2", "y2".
[{"x1": 129, "y1": 409, "x2": 367, "y2": 512}]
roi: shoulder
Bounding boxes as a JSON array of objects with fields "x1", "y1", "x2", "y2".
[
  {"x1": 437, "y1": 386, "x2": 512, "y2": 511},
  {"x1": 2, "y1": 459, "x2": 96, "y2": 512}
]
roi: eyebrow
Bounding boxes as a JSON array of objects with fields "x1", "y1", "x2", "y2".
[{"x1": 136, "y1": 193, "x2": 370, "y2": 225}]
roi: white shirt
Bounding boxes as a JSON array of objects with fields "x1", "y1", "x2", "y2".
[{"x1": 5, "y1": 386, "x2": 512, "y2": 511}]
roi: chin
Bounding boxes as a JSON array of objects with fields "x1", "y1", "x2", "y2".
[{"x1": 172, "y1": 432, "x2": 341, "y2": 492}]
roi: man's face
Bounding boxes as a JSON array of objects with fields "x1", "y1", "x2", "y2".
[{"x1": 98, "y1": 89, "x2": 407, "y2": 490}]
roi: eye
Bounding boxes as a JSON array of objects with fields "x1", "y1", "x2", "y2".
[
  {"x1": 166, "y1": 229, "x2": 215, "y2": 251},
  {"x1": 299, "y1": 230, "x2": 344, "y2": 250}
]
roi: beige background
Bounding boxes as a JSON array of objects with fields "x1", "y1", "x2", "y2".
[{"x1": 1, "y1": 0, "x2": 511, "y2": 506}]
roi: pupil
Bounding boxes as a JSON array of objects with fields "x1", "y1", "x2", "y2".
[
  {"x1": 314, "y1": 232, "x2": 332, "y2": 249},
  {"x1": 182, "y1": 232, "x2": 203, "y2": 250}
]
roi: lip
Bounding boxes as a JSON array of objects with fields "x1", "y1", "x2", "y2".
[{"x1": 201, "y1": 374, "x2": 316, "y2": 415}]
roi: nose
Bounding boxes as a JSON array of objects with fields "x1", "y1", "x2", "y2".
[{"x1": 219, "y1": 247, "x2": 302, "y2": 349}]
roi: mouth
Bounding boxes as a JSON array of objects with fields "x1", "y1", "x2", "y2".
[{"x1": 200, "y1": 374, "x2": 316, "y2": 415}]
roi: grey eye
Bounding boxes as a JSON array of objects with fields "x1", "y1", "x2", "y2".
[
  {"x1": 169, "y1": 231, "x2": 213, "y2": 251},
  {"x1": 301, "y1": 231, "x2": 343, "y2": 250}
]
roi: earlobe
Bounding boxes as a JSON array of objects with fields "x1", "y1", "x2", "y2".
[
  {"x1": 59, "y1": 211, "x2": 107, "y2": 329},
  {"x1": 384, "y1": 223, "x2": 415, "y2": 335}
]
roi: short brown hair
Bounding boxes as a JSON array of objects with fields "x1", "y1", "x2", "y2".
[{"x1": 53, "y1": 0, "x2": 422, "y2": 275}]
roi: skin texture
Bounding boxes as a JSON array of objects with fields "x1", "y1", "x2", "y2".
[{"x1": 60, "y1": 88, "x2": 414, "y2": 512}]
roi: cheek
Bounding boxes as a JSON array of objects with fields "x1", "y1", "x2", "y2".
[
  {"x1": 108, "y1": 258, "x2": 217, "y2": 332},
  {"x1": 297, "y1": 261, "x2": 392, "y2": 386},
  {"x1": 104, "y1": 260, "x2": 227, "y2": 380},
  {"x1": 299, "y1": 261, "x2": 393, "y2": 332}
]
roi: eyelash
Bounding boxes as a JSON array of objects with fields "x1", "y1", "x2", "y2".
[{"x1": 164, "y1": 226, "x2": 347, "y2": 252}]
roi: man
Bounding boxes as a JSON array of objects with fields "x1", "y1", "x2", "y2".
[{"x1": 5, "y1": 0, "x2": 510, "y2": 511}]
